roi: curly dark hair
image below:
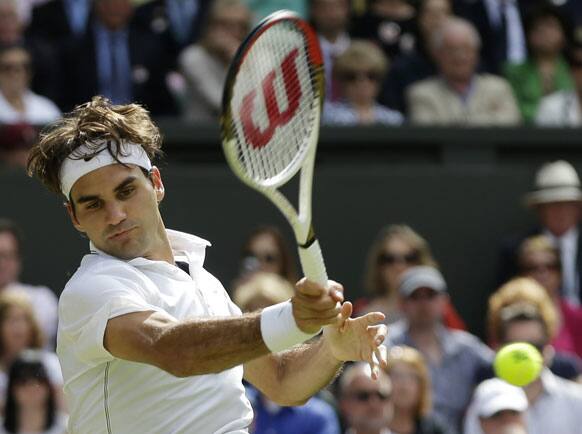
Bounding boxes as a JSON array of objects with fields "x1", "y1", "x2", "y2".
[{"x1": 27, "y1": 96, "x2": 163, "y2": 197}]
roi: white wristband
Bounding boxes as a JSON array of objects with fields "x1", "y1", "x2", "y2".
[{"x1": 260, "y1": 300, "x2": 320, "y2": 353}]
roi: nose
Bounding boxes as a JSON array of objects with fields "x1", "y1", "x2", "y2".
[{"x1": 104, "y1": 201, "x2": 127, "y2": 226}]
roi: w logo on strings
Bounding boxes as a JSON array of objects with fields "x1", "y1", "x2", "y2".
[{"x1": 240, "y1": 48, "x2": 302, "y2": 149}]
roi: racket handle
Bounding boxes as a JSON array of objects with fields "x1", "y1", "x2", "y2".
[{"x1": 298, "y1": 239, "x2": 329, "y2": 286}]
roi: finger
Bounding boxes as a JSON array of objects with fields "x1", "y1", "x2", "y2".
[
  {"x1": 369, "y1": 351, "x2": 380, "y2": 380},
  {"x1": 360, "y1": 311, "x2": 386, "y2": 326},
  {"x1": 368, "y1": 324, "x2": 388, "y2": 346},
  {"x1": 296, "y1": 278, "x2": 328, "y2": 298},
  {"x1": 339, "y1": 302, "x2": 353, "y2": 332},
  {"x1": 374, "y1": 344, "x2": 388, "y2": 369},
  {"x1": 327, "y1": 280, "x2": 344, "y2": 303},
  {"x1": 294, "y1": 291, "x2": 341, "y2": 312}
]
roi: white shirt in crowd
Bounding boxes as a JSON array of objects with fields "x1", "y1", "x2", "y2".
[
  {"x1": 0, "y1": 91, "x2": 61, "y2": 125},
  {"x1": 57, "y1": 230, "x2": 253, "y2": 434},
  {"x1": 545, "y1": 226, "x2": 579, "y2": 305},
  {"x1": 535, "y1": 91, "x2": 582, "y2": 127}
]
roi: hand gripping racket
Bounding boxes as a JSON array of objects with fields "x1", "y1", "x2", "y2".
[{"x1": 221, "y1": 10, "x2": 327, "y2": 286}]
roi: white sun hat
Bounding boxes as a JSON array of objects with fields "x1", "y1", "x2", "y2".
[{"x1": 524, "y1": 160, "x2": 582, "y2": 207}]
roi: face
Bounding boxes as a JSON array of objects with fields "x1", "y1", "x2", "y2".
[
  {"x1": 13, "y1": 377, "x2": 50, "y2": 407},
  {"x1": 0, "y1": 48, "x2": 31, "y2": 97},
  {"x1": 528, "y1": 16, "x2": 564, "y2": 57},
  {"x1": 95, "y1": 0, "x2": 134, "y2": 31},
  {"x1": 378, "y1": 237, "x2": 420, "y2": 292},
  {"x1": 520, "y1": 250, "x2": 561, "y2": 297},
  {"x1": 310, "y1": 0, "x2": 350, "y2": 37},
  {"x1": 435, "y1": 28, "x2": 478, "y2": 83},
  {"x1": 0, "y1": 232, "x2": 20, "y2": 289},
  {"x1": 1, "y1": 306, "x2": 32, "y2": 357},
  {"x1": 210, "y1": 6, "x2": 251, "y2": 42},
  {"x1": 0, "y1": 1, "x2": 22, "y2": 45},
  {"x1": 502, "y1": 320, "x2": 550, "y2": 366},
  {"x1": 340, "y1": 66, "x2": 383, "y2": 107},
  {"x1": 418, "y1": 0, "x2": 451, "y2": 38},
  {"x1": 480, "y1": 410, "x2": 527, "y2": 434},
  {"x1": 341, "y1": 372, "x2": 393, "y2": 432},
  {"x1": 536, "y1": 202, "x2": 581, "y2": 236},
  {"x1": 246, "y1": 233, "x2": 283, "y2": 275},
  {"x1": 401, "y1": 287, "x2": 446, "y2": 329},
  {"x1": 388, "y1": 361, "x2": 421, "y2": 412},
  {"x1": 67, "y1": 164, "x2": 166, "y2": 261}
]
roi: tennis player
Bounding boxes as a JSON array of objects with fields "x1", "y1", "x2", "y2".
[{"x1": 27, "y1": 97, "x2": 388, "y2": 434}]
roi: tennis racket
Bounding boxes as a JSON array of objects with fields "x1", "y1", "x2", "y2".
[{"x1": 221, "y1": 10, "x2": 327, "y2": 286}]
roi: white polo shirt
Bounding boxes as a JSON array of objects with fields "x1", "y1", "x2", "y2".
[{"x1": 57, "y1": 229, "x2": 253, "y2": 434}]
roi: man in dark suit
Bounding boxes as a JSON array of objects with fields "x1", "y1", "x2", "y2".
[
  {"x1": 498, "y1": 160, "x2": 582, "y2": 305},
  {"x1": 59, "y1": 0, "x2": 177, "y2": 116},
  {"x1": 28, "y1": 0, "x2": 92, "y2": 43}
]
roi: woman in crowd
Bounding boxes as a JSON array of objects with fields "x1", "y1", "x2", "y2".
[
  {"x1": 0, "y1": 351, "x2": 66, "y2": 434},
  {"x1": 0, "y1": 44, "x2": 60, "y2": 125},
  {"x1": 386, "y1": 346, "x2": 454, "y2": 434},
  {"x1": 357, "y1": 224, "x2": 465, "y2": 329},
  {"x1": 323, "y1": 39, "x2": 404, "y2": 126}
]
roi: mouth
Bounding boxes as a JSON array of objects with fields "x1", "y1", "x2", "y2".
[{"x1": 108, "y1": 227, "x2": 136, "y2": 240}]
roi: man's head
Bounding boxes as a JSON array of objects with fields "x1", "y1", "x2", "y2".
[
  {"x1": 309, "y1": 0, "x2": 350, "y2": 40},
  {"x1": 430, "y1": 17, "x2": 480, "y2": 84},
  {"x1": 0, "y1": 219, "x2": 22, "y2": 290},
  {"x1": 339, "y1": 362, "x2": 393, "y2": 432},
  {"x1": 94, "y1": 0, "x2": 134, "y2": 31},
  {"x1": 471, "y1": 378, "x2": 528, "y2": 434},
  {"x1": 27, "y1": 97, "x2": 167, "y2": 260},
  {"x1": 398, "y1": 266, "x2": 448, "y2": 330},
  {"x1": 0, "y1": 45, "x2": 32, "y2": 100},
  {"x1": 0, "y1": 0, "x2": 22, "y2": 45},
  {"x1": 524, "y1": 161, "x2": 582, "y2": 236}
]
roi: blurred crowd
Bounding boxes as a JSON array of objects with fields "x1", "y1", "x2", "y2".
[{"x1": 1, "y1": 0, "x2": 582, "y2": 167}]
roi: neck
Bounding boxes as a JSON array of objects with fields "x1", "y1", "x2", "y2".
[
  {"x1": 2, "y1": 90, "x2": 25, "y2": 112},
  {"x1": 445, "y1": 78, "x2": 472, "y2": 95},
  {"x1": 524, "y1": 377, "x2": 544, "y2": 404},
  {"x1": 18, "y1": 406, "x2": 48, "y2": 432},
  {"x1": 149, "y1": 224, "x2": 174, "y2": 264},
  {"x1": 390, "y1": 408, "x2": 416, "y2": 433},
  {"x1": 321, "y1": 30, "x2": 343, "y2": 43}
]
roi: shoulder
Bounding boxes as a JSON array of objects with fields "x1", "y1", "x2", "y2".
[
  {"x1": 449, "y1": 329, "x2": 493, "y2": 357},
  {"x1": 323, "y1": 102, "x2": 357, "y2": 125},
  {"x1": 407, "y1": 77, "x2": 442, "y2": 100},
  {"x1": 298, "y1": 396, "x2": 340, "y2": 425},
  {"x1": 375, "y1": 105, "x2": 404, "y2": 125},
  {"x1": 180, "y1": 45, "x2": 210, "y2": 65},
  {"x1": 476, "y1": 74, "x2": 513, "y2": 91}
]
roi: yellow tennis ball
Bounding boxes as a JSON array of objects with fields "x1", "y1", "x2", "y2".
[{"x1": 494, "y1": 342, "x2": 543, "y2": 387}]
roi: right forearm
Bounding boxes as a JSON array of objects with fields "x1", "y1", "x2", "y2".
[{"x1": 155, "y1": 312, "x2": 269, "y2": 377}]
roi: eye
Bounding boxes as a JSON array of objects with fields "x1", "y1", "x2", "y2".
[
  {"x1": 86, "y1": 200, "x2": 100, "y2": 210},
  {"x1": 119, "y1": 186, "x2": 135, "y2": 199}
]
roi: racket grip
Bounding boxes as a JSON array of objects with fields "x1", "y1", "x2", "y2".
[{"x1": 298, "y1": 239, "x2": 329, "y2": 287}]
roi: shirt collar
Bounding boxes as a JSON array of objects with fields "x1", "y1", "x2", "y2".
[
  {"x1": 539, "y1": 368, "x2": 560, "y2": 395},
  {"x1": 544, "y1": 226, "x2": 578, "y2": 245}
]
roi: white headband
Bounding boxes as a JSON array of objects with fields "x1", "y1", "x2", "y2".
[{"x1": 59, "y1": 140, "x2": 152, "y2": 198}]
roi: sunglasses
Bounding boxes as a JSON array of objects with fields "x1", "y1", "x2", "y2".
[
  {"x1": 521, "y1": 262, "x2": 560, "y2": 273},
  {"x1": 378, "y1": 251, "x2": 420, "y2": 266},
  {"x1": 341, "y1": 70, "x2": 382, "y2": 83},
  {"x1": 349, "y1": 390, "x2": 391, "y2": 402}
]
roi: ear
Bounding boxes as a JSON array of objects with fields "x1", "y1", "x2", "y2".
[
  {"x1": 542, "y1": 344, "x2": 555, "y2": 367},
  {"x1": 150, "y1": 166, "x2": 165, "y2": 203},
  {"x1": 65, "y1": 201, "x2": 85, "y2": 234}
]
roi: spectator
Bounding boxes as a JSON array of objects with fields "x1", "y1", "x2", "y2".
[
  {"x1": 0, "y1": 123, "x2": 38, "y2": 169},
  {"x1": 380, "y1": 0, "x2": 452, "y2": 113},
  {"x1": 357, "y1": 224, "x2": 465, "y2": 330},
  {"x1": 536, "y1": 37, "x2": 582, "y2": 127},
  {"x1": 498, "y1": 160, "x2": 582, "y2": 305},
  {"x1": 0, "y1": 350, "x2": 67, "y2": 434},
  {"x1": 0, "y1": 44, "x2": 60, "y2": 125},
  {"x1": 0, "y1": 220, "x2": 58, "y2": 347},
  {"x1": 28, "y1": 0, "x2": 91, "y2": 43},
  {"x1": 234, "y1": 273, "x2": 341, "y2": 434},
  {"x1": 339, "y1": 362, "x2": 393, "y2": 434},
  {"x1": 504, "y1": 4, "x2": 573, "y2": 124},
  {"x1": 179, "y1": 0, "x2": 252, "y2": 121},
  {"x1": 385, "y1": 345, "x2": 453, "y2": 434},
  {"x1": 351, "y1": 0, "x2": 416, "y2": 60},
  {"x1": 486, "y1": 279, "x2": 582, "y2": 434},
  {"x1": 407, "y1": 17, "x2": 521, "y2": 125},
  {"x1": 0, "y1": 292, "x2": 63, "y2": 412},
  {"x1": 309, "y1": 0, "x2": 351, "y2": 102},
  {"x1": 517, "y1": 236, "x2": 582, "y2": 359},
  {"x1": 385, "y1": 266, "x2": 493, "y2": 431},
  {"x1": 60, "y1": 0, "x2": 178, "y2": 115},
  {"x1": 238, "y1": 226, "x2": 298, "y2": 285},
  {"x1": 486, "y1": 277, "x2": 581, "y2": 382},
  {"x1": 463, "y1": 378, "x2": 528, "y2": 434},
  {"x1": 323, "y1": 40, "x2": 404, "y2": 126}
]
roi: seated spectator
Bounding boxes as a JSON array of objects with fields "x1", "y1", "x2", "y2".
[
  {"x1": 0, "y1": 123, "x2": 38, "y2": 169},
  {"x1": 339, "y1": 362, "x2": 393, "y2": 434},
  {"x1": 351, "y1": 0, "x2": 416, "y2": 60},
  {"x1": 486, "y1": 277, "x2": 581, "y2": 382},
  {"x1": 407, "y1": 17, "x2": 520, "y2": 125},
  {"x1": 323, "y1": 40, "x2": 404, "y2": 125},
  {"x1": 179, "y1": 0, "x2": 252, "y2": 121},
  {"x1": 504, "y1": 4, "x2": 573, "y2": 124},
  {"x1": 380, "y1": 0, "x2": 452, "y2": 113},
  {"x1": 357, "y1": 224, "x2": 465, "y2": 330},
  {"x1": 536, "y1": 37, "x2": 582, "y2": 127},
  {"x1": 309, "y1": 0, "x2": 351, "y2": 102},
  {"x1": 463, "y1": 378, "x2": 528, "y2": 434},
  {"x1": 0, "y1": 292, "x2": 63, "y2": 412},
  {"x1": 517, "y1": 235, "x2": 582, "y2": 359},
  {"x1": 385, "y1": 266, "x2": 493, "y2": 431},
  {"x1": 0, "y1": 220, "x2": 58, "y2": 347},
  {"x1": 60, "y1": 0, "x2": 178, "y2": 115},
  {"x1": 0, "y1": 350, "x2": 67, "y2": 434},
  {"x1": 486, "y1": 278, "x2": 582, "y2": 434},
  {"x1": 385, "y1": 346, "x2": 454, "y2": 434},
  {"x1": 0, "y1": 44, "x2": 60, "y2": 125},
  {"x1": 234, "y1": 273, "x2": 341, "y2": 434}
]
